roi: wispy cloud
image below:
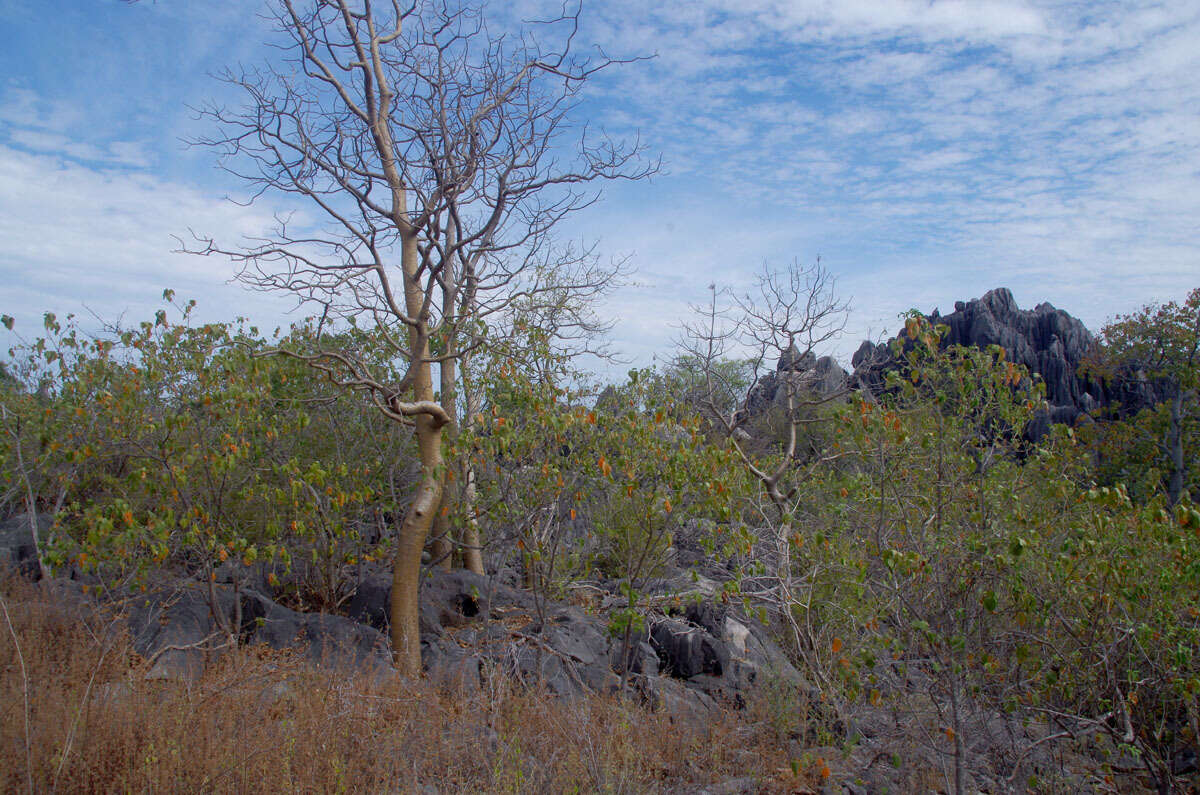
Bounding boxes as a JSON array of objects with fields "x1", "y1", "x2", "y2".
[
  {"x1": 0, "y1": 144, "x2": 296, "y2": 338},
  {"x1": 1, "y1": 0, "x2": 1196, "y2": 374},
  {"x1": 549, "y1": 0, "x2": 1200, "y2": 366}
]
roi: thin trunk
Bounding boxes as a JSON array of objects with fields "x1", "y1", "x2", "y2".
[
  {"x1": 427, "y1": 348, "x2": 456, "y2": 572},
  {"x1": 950, "y1": 679, "x2": 965, "y2": 795},
  {"x1": 1166, "y1": 391, "x2": 1184, "y2": 507},
  {"x1": 428, "y1": 222, "x2": 459, "y2": 571},
  {"x1": 459, "y1": 453, "x2": 485, "y2": 574},
  {"x1": 456, "y1": 267, "x2": 485, "y2": 576}
]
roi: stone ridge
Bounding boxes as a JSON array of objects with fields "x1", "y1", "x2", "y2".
[
  {"x1": 752, "y1": 288, "x2": 1157, "y2": 435},
  {"x1": 852, "y1": 287, "x2": 1104, "y2": 425}
]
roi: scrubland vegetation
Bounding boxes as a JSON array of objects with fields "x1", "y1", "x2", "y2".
[
  {"x1": 2, "y1": 0, "x2": 1198, "y2": 791},
  {"x1": 1, "y1": 285, "x2": 1197, "y2": 792}
]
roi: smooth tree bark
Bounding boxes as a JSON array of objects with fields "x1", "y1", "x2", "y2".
[{"x1": 187, "y1": 0, "x2": 651, "y2": 673}]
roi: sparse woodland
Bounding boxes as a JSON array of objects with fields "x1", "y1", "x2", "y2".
[{"x1": 2, "y1": 2, "x2": 1199, "y2": 793}]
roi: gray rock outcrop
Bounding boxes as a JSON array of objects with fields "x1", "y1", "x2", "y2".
[
  {"x1": 743, "y1": 344, "x2": 849, "y2": 419},
  {"x1": 0, "y1": 512, "x2": 51, "y2": 581},
  {"x1": 849, "y1": 287, "x2": 1164, "y2": 435}
]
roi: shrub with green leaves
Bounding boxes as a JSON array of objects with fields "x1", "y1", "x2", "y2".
[
  {"x1": 0, "y1": 299, "x2": 409, "y2": 607},
  {"x1": 794, "y1": 314, "x2": 1199, "y2": 789}
]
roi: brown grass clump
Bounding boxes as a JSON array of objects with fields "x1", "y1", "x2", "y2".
[{"x1": 0, "y1": 578, "x2": 822, "y2": 793}]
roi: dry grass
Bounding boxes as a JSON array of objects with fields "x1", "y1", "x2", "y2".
[{"x1": 0, "y1": 577, "x2": 828, "y2": 794}]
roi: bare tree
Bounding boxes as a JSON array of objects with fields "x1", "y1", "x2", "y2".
[
  {"x1": 186, "y1": 0, "x2": 653, "y2": 674},
  {"x1": 677, "y1": 260, "x2": 849, "y2": 681}
]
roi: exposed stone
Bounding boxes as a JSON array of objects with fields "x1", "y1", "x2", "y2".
[
  {"x1": 0, "y1": 512, "x2": 51, "y2": 580},
  {"x1": 241, "y1": 588, "x2": 392, "y2": 671},
  {"x1": 123, "y1": 581, "x2": 240, "y2": 681},
  {"x1": 744, "y1": 349, "x2": 849, "y2": 420},
  {"x1": 848, "y1": 287, "x2": 1162, "y2": 437}
]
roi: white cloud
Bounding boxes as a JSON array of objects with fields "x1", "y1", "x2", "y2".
[
  {"x1": 3, "y1": 0, "x2": 1197, "y2": 378},
  {"x1": 0, "y1": 145, "x2": 297, "y2": 340}
]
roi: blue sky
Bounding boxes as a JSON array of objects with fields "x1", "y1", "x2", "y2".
[{"x1": 1, "y1": 0, "x2": 1197, "y2": 371}]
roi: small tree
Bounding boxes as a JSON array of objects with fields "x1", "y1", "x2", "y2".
[
  {"x1": 678, "y1": 261, "x2": 850, "y2": 680},
  {"x1": 1087, "y1": 288, "x2": 1199, "y2": 506},
  {"x1": 187, "y1": 0, "x2": 652, "y2": 674}
]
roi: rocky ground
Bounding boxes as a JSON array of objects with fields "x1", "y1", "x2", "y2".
[{"x1": 5, "y1": 509, "x2": 1180, "y2": 793}]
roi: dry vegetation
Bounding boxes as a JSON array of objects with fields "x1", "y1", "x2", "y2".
[{"x1": 0, "y1": 576, "x2": 838, "y2": 794}]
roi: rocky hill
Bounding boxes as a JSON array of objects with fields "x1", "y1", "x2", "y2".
[{"x1": 751, "y1": 287, "x2": 1157, "y2": 435}]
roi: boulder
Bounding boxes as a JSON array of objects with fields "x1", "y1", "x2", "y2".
[
  {"x1": 123, "y1": 581, "x2": 241, "y2": 680},
  {"x1": 649, "y1": 602, "x2": 807, "y2": 706},
  {"x1": 121, "y1": 580, "x2": 391, "y2": 680},
  {"x1": 345, "y1": 567, "x2": 534, "y2": 639},
  {"x1": 639, "y1": 674, "x2": 718, "y2": 722},
  {"x1": 241, "y1": 588, "x2": 391, "y2": 672},
  {"x1": 0, "y1": 511, "x2": 51, "y2": 580}
]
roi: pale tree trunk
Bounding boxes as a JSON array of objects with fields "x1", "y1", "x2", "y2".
[
  {"x1": 427, "y1": 220, "x2": 484, "y2": 575},
  {"x1": 429, "y1": 223, "x2": 459, "y2": 572},
  {"x1": 458, "y1": 351, "x2": 485, "y2": 575},
  {"x1": 426, "y1": 354, "x2": 483, "y2": 576},
  {"x1": 390, "y1": 235, "x2": 446, "y2": 676},
  {"x1": 390, "y1": 409, "x2": 443, "y2": 675},
  {"x1": 427, "y1": 352, "x2": 457, "y2": 572},
  {"x1": 1166, "y1": 391, "x2": 1185, "y2": 507}
]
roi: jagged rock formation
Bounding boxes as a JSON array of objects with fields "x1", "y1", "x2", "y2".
[
  {"x1": 347, "y1": 566, "x2": 807, "y2": 714},
  {"x1": 852, "y1": 288, "x2": 1106, "y2": 427},
  {"x1": 850, "y1": 287, "x2": 1178, "y2": 439},
  {"x1": 742, "y1": 343, "x2": 849, "y2": 418},
  {"x1": 742, "y1": 288, "x2": 1161, "y2": 438}
]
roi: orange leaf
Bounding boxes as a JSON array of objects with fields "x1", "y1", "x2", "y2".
[
  {"x1": 587, "y1": 411, "x2": 596, "y2": 425},
  {"x1": 831, "y1": 637, "x2": 843, "y2": 654},
  {"x1": 570, "y1": 509, "x2": 577, "y2": 521},
  {"x1": 663, "y1": 498, "x2": 672, "y2": 513}
]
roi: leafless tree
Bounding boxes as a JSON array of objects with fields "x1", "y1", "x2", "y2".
[
  {"x1": 677, "y1": 260, "x2": 849, "y2": 682},
  {"x1": 185, "y1": 0, "x2": 653, "y2": 674}
]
